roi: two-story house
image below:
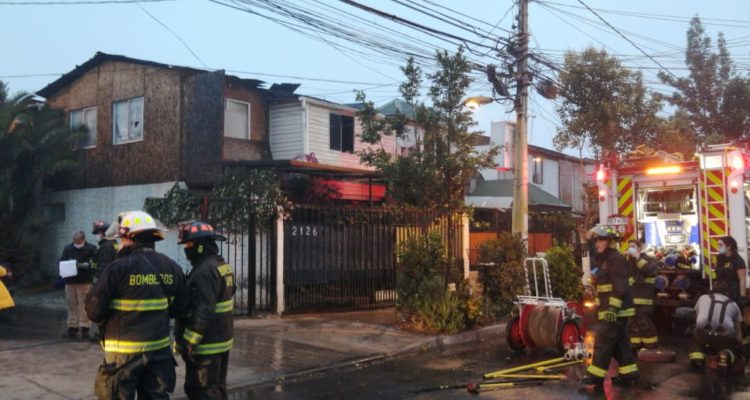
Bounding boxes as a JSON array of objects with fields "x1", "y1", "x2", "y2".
[
  {"x1": 468, "y1": 121, "x2": 595, "y2": 215},
  {"x1": 37, "y1": 52, "x2": 397, "y2": 275}
]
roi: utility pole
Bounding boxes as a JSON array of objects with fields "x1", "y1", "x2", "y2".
[{"x1": 512, "y1": 0, "x2": 530, "y2": 244}]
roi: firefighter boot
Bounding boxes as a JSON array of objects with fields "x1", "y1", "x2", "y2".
[
  {"x1": 579, "y1": 375, "x2": 604, "y2": 392},
  {"x1": 717, "y1": 349, "x2": 734, "y2": 374},
  {"x1": 80, "y1": 327, "x2": 90, "y2": 340},
  {"x1": 62, "y1": 327, "x2": 78, "y2": 339},
  {"x1": 611, "y1": 373, "x2": 640, "y2": 387}
]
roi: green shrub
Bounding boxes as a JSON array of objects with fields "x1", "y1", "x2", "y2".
[
  {"x1": 477, "y1": 233, "x2": 527, "y2": 318},
  {"x1": 396, "y1": 231, "x2": 474, "y2": 332},
  {"x1": 396, "y1": 232, "x2": 452, "y2": 315},
  {"x1": 544, "y1": 244, "x2": 584, "y2": 301},
  {"x1": 417, "y1": 291, "x2": 464, "y2": 334}
]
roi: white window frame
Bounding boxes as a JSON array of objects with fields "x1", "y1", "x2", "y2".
[
  {"x1": 70, "y1": 106, "x2": 97, "y2": 149},
  {"x1": 224, "y1": 99, "x2": 252, "y2": 140},
  {"x1": 112, "y1": 97, "x2": 144, "y2": 145}
]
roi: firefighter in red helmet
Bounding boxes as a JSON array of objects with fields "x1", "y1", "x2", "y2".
[
  {"x1": 175, "y1": 221, "x2": 235, "y2": 400},
  {"x1": 581, "y1": 225, "x2": 639, "y2": 390}
]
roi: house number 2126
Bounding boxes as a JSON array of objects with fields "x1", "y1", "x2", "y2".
[{"x1": 291, "y1": 226, "x2": 318, "y2": 237}]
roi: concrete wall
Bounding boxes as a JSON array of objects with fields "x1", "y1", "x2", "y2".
[{"x1": 40, "y1": 181, "x2": 191, "y2": 277}]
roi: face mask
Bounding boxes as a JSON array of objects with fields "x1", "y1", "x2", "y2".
[
  {"x1": 627, "y1": 247, "x2": 639, "y2": 257},
  {"x1": 184, "y1": 243, "x2": 204, "y2": 262},
  {"x1": 74, "y1": 242, "x2": 84, "y2": 249},
  {"x1": 718, "y1": 245, "x2": 728, "y2": 255}
]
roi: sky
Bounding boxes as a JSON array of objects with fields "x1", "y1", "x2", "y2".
[{"x1": 1, "y1": 0, "x2": 749, "y2": 158}]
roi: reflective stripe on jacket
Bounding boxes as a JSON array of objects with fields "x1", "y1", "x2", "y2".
[
  {"x1": 175, "y1": 255, "x2": 235, "y2": 356},
  {"x1": 84, "y1": 245, "x2": 188, "y2": 354},
  {"x1": 594, "y1": 248, "x2": 634, "y2": 319}
]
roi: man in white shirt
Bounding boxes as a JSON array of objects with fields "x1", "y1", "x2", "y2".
[{"x1": 690, "y1": 280, "x2": 743, "y2": 371}]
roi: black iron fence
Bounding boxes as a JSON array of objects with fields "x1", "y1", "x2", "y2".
[
  {"x1": 203, "y1": 198, "x2": 276, "y2": 315},
  {"x1": 283, "y1": 206, "x2": 464, "y2": 313}
]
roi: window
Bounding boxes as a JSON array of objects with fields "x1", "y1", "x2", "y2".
[
  {"x1": 44, "y1": 203, "x2": 65, "y2": 223},
  {"x1": 224, "y1": 99, "x2": 251, "y2": 139},
  {"x1": 532, "y1": 157, "x2": 544, "y2": 184},
  {"x1": 70, "y1": 106, "x2": 97, "y2": 148},
  {"x1": 113, "y1": 97, "x2": 144, "y2": 144},
  {"x1": 329, "y1": 113, "x2": 354, "y2": 153}
]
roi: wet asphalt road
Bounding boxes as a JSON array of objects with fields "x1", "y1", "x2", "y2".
[{"x1": 231, "y1": 334, "x2": 750, "y2": 400}]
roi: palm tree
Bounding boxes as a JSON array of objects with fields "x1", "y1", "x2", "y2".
[{"x1": 0, "y1": 81, "x2": 84, "y2": 278}]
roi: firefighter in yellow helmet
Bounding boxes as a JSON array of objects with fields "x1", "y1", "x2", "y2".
[
  {"x1": 175, "y1": 221, "x2": 235, "y2": 400},
  {"x1": 85, "y1": 211, "x2": 188, "y2": 399},
  {"x1": 581, "y1": 225, "x2": 639, "y2": 390}
]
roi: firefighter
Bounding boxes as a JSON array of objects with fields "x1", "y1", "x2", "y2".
[
  {"x1": 91, "y1": 221, "x2": 118, "y2": 278},
  {"x1": 89, "y1": 221, "x2": 118, "y2": 343},
  {"x1": 84, "y1": 211, "x2": 188, "y2": 400},
  {"x1": 626, "y1": 239, "x2": 660, "y2": 350},
  {"x1": 581, "y1": 225, "x2": 639, "y2": 389},
  {"x1": 175, "y1": 221, "x2": 235, "y2": 400},
  {"x1": 689, "y1": 280, "x2": 743, "y2": 372}
]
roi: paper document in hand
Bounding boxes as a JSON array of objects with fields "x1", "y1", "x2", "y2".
[{"x1": 59, "y1": 260, "x2": 78, "y2": 278}]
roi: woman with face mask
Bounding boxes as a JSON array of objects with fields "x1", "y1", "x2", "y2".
[{"x1": 715, "y1": 236, "x2": 747, "y2": 305}]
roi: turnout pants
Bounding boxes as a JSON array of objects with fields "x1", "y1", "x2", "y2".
[
  {"x1": 94, "y1": 347, "x2": 176, "y2": 400},
  {"x1": 65, "y1": 283, "x2": 91, "y2": 329},
  {"x1": 628, "y1": 308, "x2": 658, "y2": 349},
  {"x1": 689, "y1": 328, "x2": 740, "y2": 363},
  {"x1": 586, "y1": 318, "x2": 639, "y2": 381},
  {"x1": 184, "y1": 352, "x2": 230, "y2": 400}
]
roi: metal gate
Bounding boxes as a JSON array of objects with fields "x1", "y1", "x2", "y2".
[
  {"x1": 203, "y1": 198, "x2": 276, "y2": 315},
  {"x1": 283, "y1": 206, "x2": 464, "y2": 313}
]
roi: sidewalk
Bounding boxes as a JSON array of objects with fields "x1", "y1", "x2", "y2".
[{"x1": 0, "y1": 290, "x2": 502, "y2": 400}]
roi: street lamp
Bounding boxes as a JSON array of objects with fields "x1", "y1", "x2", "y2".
[{"x1": 462, "y1": 96, "x2": 493, "y2": 112}]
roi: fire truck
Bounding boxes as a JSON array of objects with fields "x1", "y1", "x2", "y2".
[{"x1": 596, "y1": 144, "x2": 750, "y2": 307}]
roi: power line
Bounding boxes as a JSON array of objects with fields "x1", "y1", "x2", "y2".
[
  {"x1": 537, "y1": 1, "x2": 750, "y2": 28},
  {"x1": 135, "y1": 2, "x2": 209, "y2": 68},
  {"x1": 574, "y1": 0, "x2": 679, "y2": 80},
  {"x1": 0, "y1": 73, "x2": 63, "y2": 78},
  {"x1": 0, "y1": 0, "x2": 173, "y2": 4}
]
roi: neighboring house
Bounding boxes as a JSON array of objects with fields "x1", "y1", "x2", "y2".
[
  {"x1": 471, "y1": 121, "x2": 595, "y2": 215},
  {"x1": 269, "y1": 95, "x2": 399, "y2": 170}
]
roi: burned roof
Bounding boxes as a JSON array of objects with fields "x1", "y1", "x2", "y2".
[{"x1": 37, "y1": 52, "x2": 270, "y2": 98}]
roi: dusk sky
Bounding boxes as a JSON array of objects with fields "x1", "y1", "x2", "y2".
[{"x1": 2, "y1": 0, "x2": 748, "y2": 157}]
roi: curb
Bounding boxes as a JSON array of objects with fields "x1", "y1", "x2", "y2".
[{"x1": 192, "y1": 322, "x2": 506, "y2": 398}]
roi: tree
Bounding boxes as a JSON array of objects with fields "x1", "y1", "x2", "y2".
[
  {"x1": 0, "y1": 82, "x2": 84, "y2": 278},
  {"x1": 659, "y1": 17, "x2": 750, "y2": 141},
  {"x1": 357, "y1": 49, "x2": 499, "y2": 211},
  {"x1": 554, "y1": 47, "x2": 662, "y2": 160},
  {"x1": 651, "y1": 110, "x2": 698, "y2": 159}
]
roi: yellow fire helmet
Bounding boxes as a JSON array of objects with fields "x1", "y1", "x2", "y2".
[{"x1": 118, "y1": 211, "x2": 168, "y2": 241}]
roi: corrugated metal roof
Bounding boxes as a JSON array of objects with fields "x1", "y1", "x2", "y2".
[
  {"x1": 377, "y1": 98, "x2": 414, "y2": 116},
  {"x1": 467, "y1": 179, "x2": 572, "y2": 209}
]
